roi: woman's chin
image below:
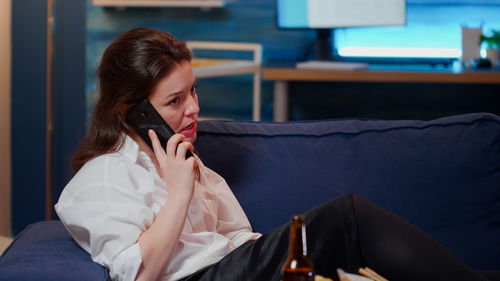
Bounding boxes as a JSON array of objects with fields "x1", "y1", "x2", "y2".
[
  {"x1": 184, "y1": 134, "x2": 196, "y2": 144},
  {"x1": 180, "y1": 130, "x2": 196, "y2": 143}
]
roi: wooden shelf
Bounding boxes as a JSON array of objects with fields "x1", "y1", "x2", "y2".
[
  {"x1": 263, "y1": 67, "x2": 500, "y2": 84},
  {"x1": 92, "y1": 0, "x2": 225, "y2": 8},
  {"x1": 192, "y1": 59, "x2": 260, "y2": 78},
  {"x1": 187, "y1": 41, "x2": 263, "y2": 121}
]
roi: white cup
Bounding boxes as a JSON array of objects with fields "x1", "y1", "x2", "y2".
[{"x1": 461, "y1": 27, "x2": 482, "y2": 63}]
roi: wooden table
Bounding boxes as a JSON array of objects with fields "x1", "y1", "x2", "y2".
[{"x1": 263, "y1": 65, "x2": 500, "y2": 121}]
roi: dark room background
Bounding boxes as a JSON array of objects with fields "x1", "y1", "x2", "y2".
[{"x1": 11, "y1": 0, "x2": 500, "y2": 234}]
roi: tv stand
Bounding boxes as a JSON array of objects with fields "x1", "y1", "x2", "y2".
[
  {"x1": 315, "y1": 29, "x2": 334, "y2": 61},
  {"x1": 300, "y1": 29, "x2": 368, "y2": 70}
]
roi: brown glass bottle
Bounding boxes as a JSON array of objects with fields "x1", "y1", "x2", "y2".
[{"x1": 281, "y1": 215, "x2": 315, "y2": 281}]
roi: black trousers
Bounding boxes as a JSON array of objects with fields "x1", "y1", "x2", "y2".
[{"x1": 180, "y1": 194, "x2": 494, "y2": 281}]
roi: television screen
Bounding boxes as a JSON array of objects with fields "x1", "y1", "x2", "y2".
[{"x1": 277, "y1": 0, "x2": 406, "y2": 29}]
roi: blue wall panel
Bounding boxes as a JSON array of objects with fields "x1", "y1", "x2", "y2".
[
  {"x1": 11, "y1": 0, "x2": 48, "y2": 235},
  {"x1": 51, "y1": 0, "x2": 87, "y2": 218},
  {"x1": 86, "y1": 0, "x2": 317, "y2": 121},
  {"x1": 11, "y1": 0, "x2": 87, "y2": 235}
]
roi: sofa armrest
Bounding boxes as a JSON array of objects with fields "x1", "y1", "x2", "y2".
[{"x1": 0, "y1": 220, "x2": 109, "y2": 281}]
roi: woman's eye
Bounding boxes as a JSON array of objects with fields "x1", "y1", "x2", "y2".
[
  {"x1": 169, "y1": 97, "x2": 180, "y2": 105},
  {"x1": 191, "y1": 83, "x2": 199, "y2": 94}
]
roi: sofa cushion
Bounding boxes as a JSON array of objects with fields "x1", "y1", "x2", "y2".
[
  {"x1": 0, "y1": 221, "x2": 109, "y2": 281},
  {"x1": 195, "y1": 112, "x2": 500, "y2": 270}
]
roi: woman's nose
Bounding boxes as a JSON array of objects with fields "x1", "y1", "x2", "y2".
[{"x1": 185, "y1": 95, "x2": 200, "y2": 116}]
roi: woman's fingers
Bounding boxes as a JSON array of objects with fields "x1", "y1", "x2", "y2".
[
  {"x1": 176, "y1": 142, "x2": 194, "y2": 160},
  {"x1": 166, "y1": 134, "x2": 185, "y2": 155},
  {"x1": 148, "y1": 130, "x2": 166, "y2": 158},
  {"x1": 165, "y1": 134, "x2": 185, "y2": 158},
  {"x1": 148, "y1": 130, "x2": 194, "y2": 162},
  {"x1": 186, "y1": 156, "x2": 198, "y2": 168}
]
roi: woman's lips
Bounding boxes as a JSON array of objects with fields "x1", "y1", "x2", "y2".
[{"x1": 180, "y1": 121, "x2": 197, "y2": 138}]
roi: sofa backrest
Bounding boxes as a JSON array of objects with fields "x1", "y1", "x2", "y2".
[{"x1": 195, "y1": 113, "x2": 500, "y2": 270}]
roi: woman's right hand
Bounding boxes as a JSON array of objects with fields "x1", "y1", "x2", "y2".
[
  {"x1": 135, "y1": 130, "x2": 198, "y2": 281},
  {"x1": 148, "y1": 130, "x2": 197, "y2": 203}
]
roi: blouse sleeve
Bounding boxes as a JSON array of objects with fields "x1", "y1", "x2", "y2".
[
  {"x1": 199, "y1": 164, "x2": 262, "y2": 246},
  {"x1": 55, "y1": 160, "x2": 159, "y2": 281},
  {"x1": 214, "y1": 182, "x2": 262, "y2": 246}
]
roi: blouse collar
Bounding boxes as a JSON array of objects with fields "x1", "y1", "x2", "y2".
[{"x1": 120, "y1": 135, "x2": 157, "y2": 174}]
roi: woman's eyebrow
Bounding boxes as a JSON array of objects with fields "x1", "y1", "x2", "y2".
[
  {"x1": 162, "y1": 79, "x2": 197, "y2": 101},
  {"x1": 161, "y1": 91, "x2": 182, "y2": 103},
  {"x1": 163, "y1": 84, "x2": 193, "y2": 101}
]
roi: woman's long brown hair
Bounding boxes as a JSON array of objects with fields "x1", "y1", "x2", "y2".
[{"x1": 72, "y1": 28, "x2": 192, "y2": 173}]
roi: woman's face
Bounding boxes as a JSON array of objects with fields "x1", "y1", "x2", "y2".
[{"x1": 148, "y1": 60, "x2": 199, "y2": 143}]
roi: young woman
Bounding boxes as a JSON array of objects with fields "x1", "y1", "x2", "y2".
[{"x1": 55, "y1": 28, "x2": 493, "y2": 281}]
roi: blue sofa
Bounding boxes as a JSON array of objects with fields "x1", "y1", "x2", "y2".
[{"x1": 1, "y1": 112, "x2": 499, "y2": 280}]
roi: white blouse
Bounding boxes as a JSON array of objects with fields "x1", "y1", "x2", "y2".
[{"x1": 55, "y1": 135, "x2": 261, "y2": 281}]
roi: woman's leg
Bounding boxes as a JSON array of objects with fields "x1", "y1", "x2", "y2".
[
  {"x1": 303, "y1": 194, "x2": 364, "y2": 278},
  {"x1": 352, "y1": 194, "x2": 490, "y2": 281},
  {"x1": 181, "y1": 194, "x2": 362, "y2": 281},
  {"x1": 181, "y1": 194, "x2": 492, "y2": 281}
]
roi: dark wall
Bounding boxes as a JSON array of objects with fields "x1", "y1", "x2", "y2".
[
  {"x1": 11, "y1": 0, "x2": 86, "y2": 235},
  {"x1": 11, "y1": 0, "x2": 48, "y2": 235},
  {"x1": 50, "y1": 0, "x2": 87, "y2": 219}
]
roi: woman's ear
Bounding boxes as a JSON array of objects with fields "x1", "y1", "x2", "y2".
[
  {"x1": 119, "y1": 104, "x2": 131, "y2": 116},
  {"x1": 119, "y1": 103, "x2": 136, "y2": 135}
]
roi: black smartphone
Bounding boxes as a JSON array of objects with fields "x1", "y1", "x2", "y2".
[{"x1": 125, "y1": 99, "x2": 193, "y2": 158}]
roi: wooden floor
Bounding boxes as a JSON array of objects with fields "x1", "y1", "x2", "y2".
[{"x1": 0, "y1": 235, "x2": 13, "y2": 254}]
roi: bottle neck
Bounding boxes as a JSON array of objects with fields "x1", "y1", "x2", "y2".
[
  {"x1": 282, "y1": 215, "x2": 314, "y2": 278},
  {"x1": 289, "y1": 222, "x2": 308, "y2": 258}
]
